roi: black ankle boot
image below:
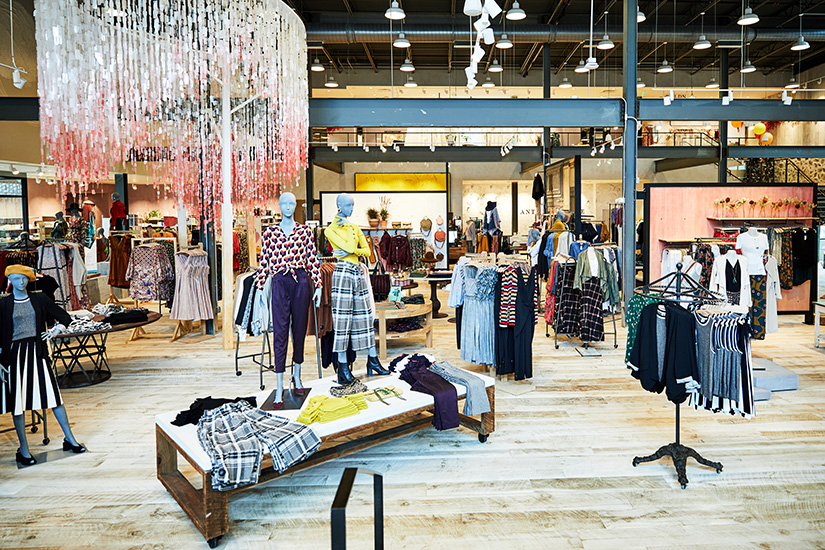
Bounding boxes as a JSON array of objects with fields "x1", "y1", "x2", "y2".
[
  {"x1": 337, "y1": 361, "x2": 357, "y2": 386},
  {"x1": 366, "y1": 355, "x2": 390, "y2": 376},
  {"x1": 16, "y1": 449, "x2": 36, "y2": 466}
]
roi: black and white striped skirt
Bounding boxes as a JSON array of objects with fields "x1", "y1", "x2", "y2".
[{"x1": 0, "y1": 337, "x2": 62, "y2": 416}]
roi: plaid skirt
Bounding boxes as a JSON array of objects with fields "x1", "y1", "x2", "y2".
[
  {"x1": 1, "y1": 337, "x2": 62, "y2": 416},
  {"x1": 579, "y1": 277, "x2": 605, "y2": 343},
  {"x1": 331, "y1": 261, "x2": 376, "y2": 353}
]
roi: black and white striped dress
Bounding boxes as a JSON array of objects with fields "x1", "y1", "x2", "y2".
[{"x1": 0, "y1": 297, "x2": 62, "y2": 416}]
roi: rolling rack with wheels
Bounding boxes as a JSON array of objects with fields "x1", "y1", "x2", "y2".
[{"x1": 630, "y1": 263, "x2": 726, "y2": 489}]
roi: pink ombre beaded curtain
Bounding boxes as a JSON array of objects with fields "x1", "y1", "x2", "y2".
[{"x1": 34, "y1": 0, "x2": 308, "y2": 222}]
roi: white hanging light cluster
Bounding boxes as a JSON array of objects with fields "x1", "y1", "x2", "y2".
[
  {"x1": 462, "y1": 0, "x2": 505, "y2": 89},
  {"x1": 34, "y1": 0, "x2": 308, "y2": 223}
]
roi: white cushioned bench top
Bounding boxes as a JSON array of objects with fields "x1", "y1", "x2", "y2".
[{"x1": 155, "y1": 369, "x2": 494, "y2": 472}]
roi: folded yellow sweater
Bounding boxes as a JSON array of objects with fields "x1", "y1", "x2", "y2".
[{"x1": 297, "y1": 394, "x2": 366, "y2": 425}]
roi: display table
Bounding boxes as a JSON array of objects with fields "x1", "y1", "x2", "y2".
[
  {"x1": 374, "y1": 300, "x2": 433, "y2": 361},
  {"x1": 410, "y1": 273, "x2": 452, "y2": 319},
  {"x1": 155, "y1": 369, "x2": 495, "y2": 548},
  {"x1": 815, "y1": 301, "x2": 825, "y2": 348},
  {"x1": 52, "y1": 312, "x2": 162, "y2": 388}
]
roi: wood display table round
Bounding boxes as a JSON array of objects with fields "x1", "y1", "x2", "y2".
[
  {"x1": 374, "y1": 299, "x2": 433, "y2": 361},
  {"x1": 51, "y1": 312, "x2": 162, "y2": 389},
  {"x1": 409, "y1": 274, "x2": 452, "y2": 319}
]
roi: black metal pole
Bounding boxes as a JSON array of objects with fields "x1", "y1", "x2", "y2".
[
  {"x1": 718, "y1": 50, "x2": 729, "y2": 184},
  {"x1": 623, "y1": 0, "x2": 639, "y2": 313},
  {"x1": 573, "y1": 155, "x2": 582, "y2": 238},
  {"x1": 373, "y1": 474, "x2": 384, "y2": 550}
]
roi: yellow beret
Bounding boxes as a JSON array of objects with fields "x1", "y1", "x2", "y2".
[{"x1": 5, "y1": 265, "x2": 36, "y2": 281}]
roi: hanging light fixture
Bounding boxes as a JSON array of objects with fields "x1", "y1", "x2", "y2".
[
  {"x1": 400, "y1": 58, "x2": 415, "y2": 72},
  {"x1": 463, "y1": 0, "x2": 483, "y2": 17},
  {"x1": 738, "y1": 6, "x2": 759, "y2": 26},
  {"x1": 506, "y1": 1, "x2": 526, "y2": 21},
  {"x1": 311, "y1": 58, "x2": 325, "y2": 72},
  {"x1": 496, "y1": 33, "x2": 513, "y2": 49},
  {"x1": 489, "y1": 59, "x2": 503, "y2": 73},
  {"x1": 740, "y1": 60, "x2": 756, "y2": 73},
  {"x1": 585, "y1": 57, "x2": 599, "y2": 70},
  {"x1": 385, "y1": 0, "x2": 405, "y2": 20},
  {"x1": 482, "y1": 76, "x2": 495, "y2": 88},
  {"x1": 598, "y1": 11, "x2": 614, "y2": 50},
  {"x1": 393, "y1": 33, "x2": 410, "y2": 48},
  {"x1": 10, "y1": 165, "x2": 19, "y2": 175},
  {"x1": 791, "y1": 35, "x2": 810, "y2": 51},
  {"x1": 785, "y1": 76, "x2": 800, "y2": 89},
  {"x1": 637, "y1": 5, "x2": 646, "y2": 23},
  {"x1": 657, "y1": 59, "x2": 673, "y2": 73},
  {"x1": 636, "y1": 76, "x2": 646, "y2": 88},
  {"x1": 559, "y1": 77, "x2": 573, "y2": 89},
  {"x1": 404, "y1": 75, "x2": 417, "y2": 87},
  {"x1": 325, "y1": 75, "x2": 339, "y2": 88},
  {"x1": 574, "y1": 59, "x2": 588, "y2": 73},
  {"x1": 693, "y1": 14, "x2": 711, "y2": 50},
  {"x1": 705, "y1": 76, "x2": 719, "y2": 89}
]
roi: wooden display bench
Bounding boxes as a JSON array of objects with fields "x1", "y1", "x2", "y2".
[
  {"x1": 374, "y1": 299, "x2": 434, "y2": 361},
  {"x1": 155, "y1": 370, "x2": 495, "y2": 547}
]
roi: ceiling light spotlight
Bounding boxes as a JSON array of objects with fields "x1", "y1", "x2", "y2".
[
  {"x1": 489, "y1": 59, "x2": 503, "y2": 73},
  {"x1": 610, "y1": 141, "x2": 616, "y2": 150},
  {"x1": 10, "y1": 165, "x2": 19, "y2": 175},
  {"x1": 663, "y1": 90, "x2": 675, "y2": 106},
  {"x1": 332, "y1": 144, "x2": 338, "y2": 152},
  {"x1": 363, "y1": 145, "x2": 370, "y2": 152},
  {"x1": 430, "y1": 144, "x2": 436, "y2": 152},
  {"x1": 506, "y1": 1, "x2": 526, "y2": 21},
  {"x1": 385, "y1": 0, "x2": 405, "y2": 20},
  {"x1": 559, "y1": 77, "x2": 573, "y2": 89},
  {"x1": 311, "y1": 58, "x2": 325, "y2": 72},
  {"x1": 404, "y1": 75, "x2": 417, "y2": 87},
  {"x1": 785, "y1": 76, "x2": 800, "y2": 89},
  {"x1": 496, "y1": 34, "x2": 513, "y2": 49},
  {"x1": 400, "y1": 58, "x2": 415, "y2": 72},
  {"x1": 722, "y1": 90, "x2": 734, "y2": 105},
  {"x1": 585, "y1": 57, "x2": 599, "y2": 70},
  {"x1": 637, "y1": 5, "x2": 646, "y2": 23},
  {"x1": 636, "y1": 77, "x2": 646, "y2": 88},
  {"x1": 791, "y1": 35, "x2": 810, "y2": 51},
  {"x1": 325, "y1": 76, "x2": 339, "y2": 88},
  {"x1": 590, "y1": 147, "x2": 596, "y2": 157},
  {"x1": 482, "y1": 76, "x2": 495, "y2": 88},
  {"x1": 463, "y1": 0, "x2": 483, "y2": 17},
  {"x1": 657, "y1": 59, "x2": 673, "y2": 73},
  {"x1": 738, "y1": 6, "x2": 759, "y2": 26},
  {"x1": 393, "y1": 33, "x2": 410, "y2": 48},
  {"x1": 37, "y1": 165, "x2": 45, "y2": 177},
  {"x1": 12, "y1": 68, "x2": 26, "y2": 89},
  {"x1": 500, "y1": 147, "x2": 506, "y2": 157},
  {"x1": 380, "y1": 144, "x2": 387, "y2": 153},
  {"x1": 574, "y1": 60, "x2": 588, "y2": 73},
  {"x1": 782, "y1": 90, "x2": 793, "y2": 105},
  {"x1": 740, "y1": 60, "x2": 756, "y2": 73},
  {"x1": 599, "y1": 144, "x2": 606, "y2": 154},
  {"x1": 393, "y1": 143, "x2": 400, "y2": 152},
  {"x1": 693, "y1": 35, "x2": 711, "y2": 50}
]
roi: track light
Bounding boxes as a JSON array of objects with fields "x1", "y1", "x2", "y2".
[
  {"x1": 380, "y1": 144, "x2": 387, "y2": 152},
  {"x1": 610, "y1": 141, "x2": 616, "y2": 150},
  {"x1": 332, "y1": 144, "x2": 338, "y2": 152},
  {"x1": 393, "y1": 143, "x2": 400, "y2": 152},
  {"x1": 400, "y1": 58, "x2": 415, "y2": 72},
  {"x1": 705, "y1": 77, "x2": 719, "y2": 89},
  {"x1": 12, "y1": 68, "x2": 26, "y2": 89},
  {"x1": 737, "y1": 6, "x2": 759, "y2": 26},
  {"x1": 599, "y1": 144, "x2": 606, "y2": 154},
  {"x1": 10, "y1": 165, "x2": 19, "y2": 175},
  {"x1": 657, "y1": 59, "x2": 673, "y2": 73},
  {"x1": 559, "y1": 77, "x2": 573, "y2": 89},
  {"x1": 590, "y1": 148, "x2": 596, "y2": 157},
  {"x1": 37, "y1": 166, "x2": 45, "y2": 177},
  {"x1": 722, "y1": 90, "x2": 734, "y2": 105},
  {"x1": 598, "y1": 35, "x2": 614, "y2": 50},
  {"x1": 430, "y1": 144, "x2": 436, "y2": 152},
  {"x1": 506, "y1": 1, "x2": 526, "y2": 21},
  {"x1": 496, "y1": 34, "x2": 513, "y2": 49},
  {"x1": 782, "y1": 90, "x2": 793, "y2": 105},
  {"x1": 385, "y1": 0, "x2": 405, "y2": 20},
  {"x1": 363, "y1": 145, "x2": 370, "y2": 152},
  {"x1": 663, "y1": 90, "x2": 675, "y2": 106},
  {"x1": 393, "y1": 33, "x2": 410, "y2": 48},
  {"x1": 463, "y1": 0, "x2": 483, "y2": 17},
  {"x1": 574, "y1": 60, "x2": 588, "y2": 73},
  {"x1": 740, "y1": 60, "x2": 756, "y2": 73},
  {"x1": 636, "y1": 77, "x2": 645, "y2": 88},
  {"x1": 489, "y1": 59, "x2": 503, "y2": 73},
  {"x1": 785, "y1": 76, "x2": 800, "y2": 89},
  {"x1": 637, "y1": 5, "x2": 646, "y2": 23},
  {"x1": 325, "y1": 75, "x2": 339, "y2": 88},
  {"x1": 791, "y1": 35, "x2": 810, "y2": 51}
]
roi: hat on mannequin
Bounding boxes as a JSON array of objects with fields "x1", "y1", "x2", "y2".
[{"x1": 5, "y1": 265, "x2": 35, "y2": 281}]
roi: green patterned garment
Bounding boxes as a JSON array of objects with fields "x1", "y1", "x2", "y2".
[{"x1": 624, "y1": 294, "x2": 660, "y2": 364}]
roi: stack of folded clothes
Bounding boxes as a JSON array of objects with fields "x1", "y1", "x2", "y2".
[{"x1": 297, "y1": 394, "x2": 367, "y2": 425}]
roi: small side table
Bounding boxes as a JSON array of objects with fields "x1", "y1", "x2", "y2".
[
  {"x1": 374, "y1": 300, "x2": 433, "y2": 361},
  {"x1": 410, "y1": 276, "x2": 451, "y2": 319},
  {"x1": 815, "y1": 301, "x2": 825, "y2": 348}
]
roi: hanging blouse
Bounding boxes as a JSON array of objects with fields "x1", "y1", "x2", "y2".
[{"x1": 255, "y1": 223, "x2": 322, "y2": 289}]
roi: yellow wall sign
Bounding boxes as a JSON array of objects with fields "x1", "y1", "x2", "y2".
[{"x1": 355, "y1": 173, "x2": 447, "y2": 192}]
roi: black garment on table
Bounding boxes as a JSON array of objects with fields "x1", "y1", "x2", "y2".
[
  {"x1": 513, "y1": 268, "x2": 538, "y2": 381},
  {"x1": 319, "y1": 331, "x2": 356, "y2": 369},
  {"x1": 401, "y1": 294, "x2": 425, "y2": 305},
  {"x1": 725, "y1": 259, "x2": 742, "y2": 293},
  {"x1": 531, "y1": 173, "x2": 545, "y2": 201},
  {"x1": 494, "y1": 272, "x2": 515, "y2": 376},
  {"x1": 30, "y1": 275, "x2": 59, "y2": 302},
  {"x1": 792, "y1": 227, "x2": 818, "y2": 286},
  {"x1": 171, "y1": 396, "x2": 258, "y2": 426},
  {"x1": 536, "y1": 232, "x2": 551, "y2": 280},
  {"x1": 106, "y1": 309, "x2": 149, "y2": 325},
  {"x1": 398, "y1": 355, "x2": 459, "y2": 430},
  {"x1": 628, "y1": 303, "x2": 700, "y2": 404}
]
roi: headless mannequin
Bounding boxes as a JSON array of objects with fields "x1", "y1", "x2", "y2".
[
  {"x1": 273, "y1": 193, "x2": 322, "y2": 404},
  {"x1": 747, "y1": 227, "x2": 759, "y2": 237},
  {"x1": 51, "y1": 211, "x2": 68, "y2": 239},
  {"x1": 5, "y1": 274, "x2": 80, "y2": 460},
  {"x1": 332, "y1": 194, "x2": 381, "y2": 367}
]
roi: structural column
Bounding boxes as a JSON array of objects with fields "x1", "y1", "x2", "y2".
[
  {"x1": 622, "y1": 0, "x2": 639, "y2": 314},
  {"x1": 718, "y1": 50, "x2": 729, "y2": 184},
  {"x1": 221, "y1": 64, "x2": 234, "y2": 350}
]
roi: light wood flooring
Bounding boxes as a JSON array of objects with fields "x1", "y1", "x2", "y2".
[{"x1": 1, "y1": 292, "x2": 825, "y2": 550}]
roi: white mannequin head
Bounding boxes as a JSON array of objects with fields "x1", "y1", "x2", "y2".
[
  {"x1": 336, "y1": 193, "x2": 354, "y2": 218},
  {"x1": 279, "y1": 192, "x2": 297, "y2": 220}
]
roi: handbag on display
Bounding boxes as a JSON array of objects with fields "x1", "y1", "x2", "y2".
[{"x1": 370, "y1": 261, "x2": 391, "y2": 301}]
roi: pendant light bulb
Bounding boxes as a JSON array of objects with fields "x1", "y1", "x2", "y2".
[
  {"x1": 559, "y1": 77, "x2": 573, "y2": 89},
  {"x1": 463, "y1": 0, "x2": 483, "y2": 17},
  {"x1": 791, "y1": 35, "x2": 810, "y2": 51},
  {"x1": 693, "y1": 35, "x2": 711, "y2": 50},
  {"x1": 310, "y1": 58, "x2": 325, "y2": 72},
  {"x1": 636, "y1": 77, "x2": 645, "y2": 88},
  {"x1": 404, "y1": 75, "x2": 417, "y2": 87},
  {"x1": 325, "y1": 76, "x2": 339, "y2": 88},
  {"x1": 585, "y1": 57, "x2": 599, "y2": 70},
  {"x1": 506, "y1": 1, "x2": 526, "y2": 21},
  {"x1": 496, "y1": 34, "x2": 513, "y2": 49},
  {"x1": 785, "y1": 77, "x2": 800, "y2": 89},
  {"x1": 400, "y1": 58, "x2": 415, "y2": 72},
  {"x1": 657, "y1": 59, "x2": 673, "y2": 73},
  {"x1": 384, "y1": 0, "x2": 406, "y2": 20},
  {"x1": 737, "y1": 6, "x2": 759, "y2": 26},
  {"x1": 740, "y1": 60, "x2": 756, "y2": 74},
  {"x1": 489, "y1": 59, "x2": 503, "y2": 73},
  {"x1": 574, "y1": 60, "x2": 588, "y2": 73},
  {"x1": 705, "y1": 77, "x2": 719, "y2": 89},
  {"x1": 482, "y1": 76, "x2": 495, "y2": 88},
  {"x1": 597, "y1": 35, "x2": 614, "y2": 50},
  {"x1": 636, "y1": 6, "x2": 646, "y2": 23},
  {"x1": 393, "y1": 33, "x2": 410, "y2": 48}
]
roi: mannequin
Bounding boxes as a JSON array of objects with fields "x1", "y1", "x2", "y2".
[
  {"x1": 110, "y1": 193, "x2": 128, "y2": 231},
  {"x1": 66, "y1": 203, "x2": 88, "y2": 252},
  {"x1": 51, "y1": 211, "x2": 68, "y2": 240},
  {"x1": 255, "y1": 193, "x2": 323, "y2": 406},
  {"x1": 0, "y1": 266, "x2": 86, "y2": 466},
  {"x1": 735, "y1": 226, "x2": 770, "y2": 339},
  {"x1": 324, "y1": 194, "x2": 390, "y2": 385}
]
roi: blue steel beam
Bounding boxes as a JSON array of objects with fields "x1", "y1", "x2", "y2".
[
  {"x1": 639, "y1": 99, "x2": 825, "y2": 122},
  {"x1": 313, "y1": 146, "x2": 543, "y2": 163}
]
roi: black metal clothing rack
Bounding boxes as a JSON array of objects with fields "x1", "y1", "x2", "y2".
[{"x1": 630, "y1": 264, "x2": 725, "y2": 489}]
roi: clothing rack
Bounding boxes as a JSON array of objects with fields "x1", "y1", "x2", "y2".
[{"x1": 630, "y1": 264, "x2": 725, "y2": 489}]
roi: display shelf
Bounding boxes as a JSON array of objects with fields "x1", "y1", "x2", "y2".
[
  {"x1": 707, "y1": 216, "x2": 816, "y2": 222},
  {"x1": 384, "y1": 326, "x2": 428, "y2": 340}
]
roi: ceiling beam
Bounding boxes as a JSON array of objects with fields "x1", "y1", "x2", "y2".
[
  {"x1": 322, "y1": 47, "x2": 343, "y2": 73},
  {"x1": 554, "y1": 42, "x2": 583, "y2": 74},
  {"x1": 520, "y1": 43, "x2": 541, "y2": 76},
  {"x1": 342, "y1": 0, "x2": 355, "y2": 17},
  {"x1": 362, "y1": 43, "x2": 378, "y2": 73}
]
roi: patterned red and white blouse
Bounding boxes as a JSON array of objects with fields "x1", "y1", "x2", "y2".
[{"x1": 255, "y1": 224, "x2": 322, "y2": 289}]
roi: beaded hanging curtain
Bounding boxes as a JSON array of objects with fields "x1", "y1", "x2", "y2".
[{"x1": 34, "y1": 0, "x2": 308, "y2": 222}]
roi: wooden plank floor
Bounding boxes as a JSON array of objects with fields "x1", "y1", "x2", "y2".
[{"x1": 1, "y1": 293, "x2": 824, "y2": 550}]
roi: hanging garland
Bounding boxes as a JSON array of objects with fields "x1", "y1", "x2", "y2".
[{"x1": 34, "y1": 0, "x2": 308, "y2": 224}]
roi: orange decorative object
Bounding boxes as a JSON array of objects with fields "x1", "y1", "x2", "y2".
[
  {"x1": 760, "y1": 132, "x2": 774, "y2": 145},
  {"x1": 731, "y1": 121, "x2": 744, "y2": 129},
  {"x1": 753, "y1": 122, "x2": 767, "y2": 136}
]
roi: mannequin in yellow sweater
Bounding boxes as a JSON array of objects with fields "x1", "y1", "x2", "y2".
[{"x1": 325, "y1": 194, "x2": 390, "y2": 385}]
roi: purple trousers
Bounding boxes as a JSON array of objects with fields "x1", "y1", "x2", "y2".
[{"x1": 271, "y1": 270, "x2": 311, "y2": 373}]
